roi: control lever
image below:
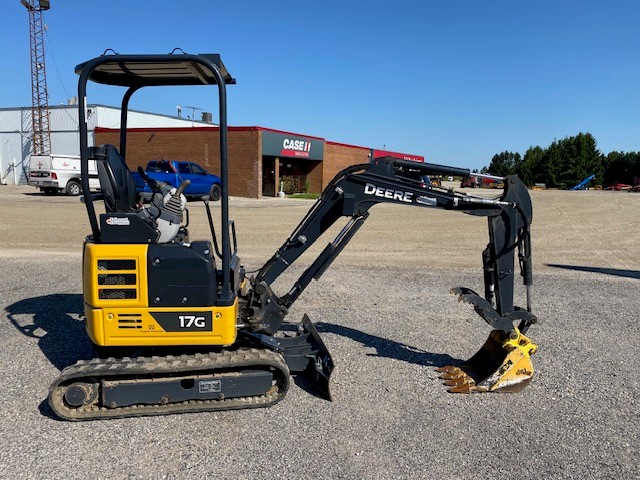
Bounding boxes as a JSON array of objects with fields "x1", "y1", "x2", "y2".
[
  {"x1": 175, "y1": 179, "x2": 190, "y2": 196},
  {"x1": 201, "y1": 195, "x2": 222, "y2": 258},
  {"x1": 137, "y1": 166, "x2": 160, "y2": 191}
]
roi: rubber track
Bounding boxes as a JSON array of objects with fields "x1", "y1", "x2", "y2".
[{"x1": 49, "y1": 348, "x2": 290, "y2": 421}]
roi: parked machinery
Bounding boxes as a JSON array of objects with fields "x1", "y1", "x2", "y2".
[{"x1": 48, "y1": 52, "x2": 538, "y2": 420}]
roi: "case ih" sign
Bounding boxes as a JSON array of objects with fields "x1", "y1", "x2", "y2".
[{"x1": 262, "y1": 130, "x2": 324, "y2": 160}]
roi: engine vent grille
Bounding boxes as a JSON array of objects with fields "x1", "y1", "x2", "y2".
[
  {"x1": 98, "y1": 274, "x2": 137, "y2": 285},
  {"x1": 117, "y1": 314, "x2": 142, "y2": 329},
  {"x1": 96, "y1": 259, "x2": 137, "y2": 301},
  {"x1": 98, "y1": 259, "x2": 136, "y2": 271},
  {"x1": 99, "y1": 289, "x2": 137, "y2": 300}
]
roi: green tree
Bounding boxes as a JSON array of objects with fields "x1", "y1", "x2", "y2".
[
  {"x1": 632, "y1": 152, "x2": 640, "y2": 183},
  {"x1": 482, "y1": 133, "x2": 637, "y2": 189},
  {"x1": 486, "y1": 151, "x2": 520, "y2": 176},
  {"x1": 539, "y1": 133, "x2": 602, "y2": 188},
  {"x1": 603, "y1": 151, "x2": 640, "y2": 185},
  {"x1": 572, "y1": 133, "x2": 603, "y2": 186},
  {"x1": 541, "y1": 140, "x2": 563, "y2": 188},
  {"x1": 519, "y1": 146, "x2": 546, "y2": 186}
]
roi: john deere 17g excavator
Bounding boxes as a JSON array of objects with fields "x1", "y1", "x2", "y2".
[{"x1": 48, "y1": 52, "x2": 538, "y2": 420}]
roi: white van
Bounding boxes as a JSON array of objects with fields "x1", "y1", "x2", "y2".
[{"x1": 28, "y1": 154, "x2": 99, "y2": 196}]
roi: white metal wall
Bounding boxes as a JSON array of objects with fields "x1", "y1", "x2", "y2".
[{"x1": 0, "y1": 108, "x2": 31, "y2": 185}]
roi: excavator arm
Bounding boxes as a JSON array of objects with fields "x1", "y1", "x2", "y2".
[
  {"x1": 244, "y1": 157, "x2": 534, "y2": 332},
  {"x1": 239, "y1": 156, "x2": 538, "y2": 396}
]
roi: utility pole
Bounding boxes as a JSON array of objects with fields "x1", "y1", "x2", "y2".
[{"x1": 21, "y1": 0, "x2": 52, "y2": 155}]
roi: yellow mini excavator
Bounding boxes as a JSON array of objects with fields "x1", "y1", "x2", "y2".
[{"x1": 48, "y1": 52, "x2": 538, "y2": 420}]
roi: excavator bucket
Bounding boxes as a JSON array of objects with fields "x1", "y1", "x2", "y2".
[{"x1": 436, "y1": 329, "x2": 537, "y2": 393}]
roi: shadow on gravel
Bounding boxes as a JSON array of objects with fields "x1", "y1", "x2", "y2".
[
  {"x1": 293, "y1": 375, "x2": 331, "y2": 399},
  {"x1": 316, "y1": 322, "x2": 460, "y2": 368},
  {"x1": 290, "y1": 323, "x2": 461, "y2": 400},
  {"x1": 38, "y1": 399, "x2": 59, "y2": 420},
  {"x1": 546, "y1": 263, "x2": 640, "y2": 279},
  {"x1": 6, "y1": 294, "x2": 95, "y2": 371}
]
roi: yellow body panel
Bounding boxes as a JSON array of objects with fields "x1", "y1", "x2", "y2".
[
  {"x1": 83, "y1": 242, "x2": 237, "y2": 347},
  {"x1": 83, "y1": 243, "x2": 149, "y2": 309},
  {"x1": 85, "y1": 304, "x2": 238, "y2": 347}
]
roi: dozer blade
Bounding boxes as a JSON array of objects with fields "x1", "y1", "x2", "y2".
[
  {"x1": 273, "y1": 315, "x2": 335, "y2": 400},
  {"x1": 301, "y1": 315, "x2": 335, "y2": 400},
  {"x1": 436, "y1": 329, "x2": 537, "y2": 393}
]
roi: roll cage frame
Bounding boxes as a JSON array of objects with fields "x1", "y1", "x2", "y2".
[{"x1": 76, "y1": 52, "x2": 236, "y2": 303}]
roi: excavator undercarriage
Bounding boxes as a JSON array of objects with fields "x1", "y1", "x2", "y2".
[
  {"x1": 47, "y1": 52, "x2": 539, "y2": 421},
  {"x1": 50, "y1": 349, "x2": 290, "y2": 421}
]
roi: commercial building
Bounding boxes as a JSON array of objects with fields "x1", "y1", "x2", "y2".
[
  {"x1": 95, "y1": 126, "x2": 423, "y2": 198},
  {"x1": 1, "y1": 104, "x2": 424, "y2": 196}
]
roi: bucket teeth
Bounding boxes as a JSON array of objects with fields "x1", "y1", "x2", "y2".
[
  {"x1": 435, "y1": 366, "x2": 459, "y2": 374},
  {"x1": 437, "y1": 366, "x2": 480, "y2": 392},
  {"x1": 444, "y1": 378, "x2": 472, "y2": 387},
  {"x1": 448, "y1": 385, "x2": 473, "y2": 394},
  {"x1": 448, "y1": 384, "x2": 489, "y2": 394}
]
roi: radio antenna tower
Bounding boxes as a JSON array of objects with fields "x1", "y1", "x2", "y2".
[{"x1": 21, "y1": 0, "x2": 52, "y2": 155}]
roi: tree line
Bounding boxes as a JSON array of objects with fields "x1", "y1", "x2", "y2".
[{"x1": 481, "y1": 132, "x2": 640, "y2": 189}]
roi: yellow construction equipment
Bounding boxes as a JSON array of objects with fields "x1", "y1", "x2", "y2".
[{"x1": 47, "y1": 52, "x2": 539, "y2": 420}]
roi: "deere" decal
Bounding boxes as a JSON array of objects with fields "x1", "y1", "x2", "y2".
[{"x1": 364, "y1": 183, "x2": 413, "y2": 203}]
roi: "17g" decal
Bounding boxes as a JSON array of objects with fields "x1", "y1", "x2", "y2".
[
  {"x1": 151, "y1": 312, "x2": 213, "y2": 332},
  {"x1": 179, "y1": 315, "x2": 206, "y2": 328}
]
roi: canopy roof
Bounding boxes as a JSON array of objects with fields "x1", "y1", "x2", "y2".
[{"x1": 75, "y1": 53, "x2": 236, "y2": 87}]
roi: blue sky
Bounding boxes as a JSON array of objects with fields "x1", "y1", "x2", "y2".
[{"x1": 2, "y1": 1, "x2": 638, "y2": 169}]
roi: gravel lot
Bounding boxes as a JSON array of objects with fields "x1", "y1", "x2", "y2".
[{"x1": 0, "y1": 185, "x2": 638, "y2": 479}]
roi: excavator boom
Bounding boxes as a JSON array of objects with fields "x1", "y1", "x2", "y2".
[{"x1": 241, "y1": 155, "x2": 537, "y2": 395}]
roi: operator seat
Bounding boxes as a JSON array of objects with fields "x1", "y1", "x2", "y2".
[{"x1": 92, "y1": 144, "x2": 137, "y2": 213}]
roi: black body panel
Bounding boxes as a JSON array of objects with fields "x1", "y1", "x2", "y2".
[
  {"x1": 101, "y1": 370, "x2": 272, "y2": 408},
  {"x1": 147, "y1": 242, "x2": 218, "y2": 307},
  {"x1": 151, "y1": 311, "x2": 213, "y2": 332},
  {"x1": 100, "y1": 213, "x2": 159, "y2": 244}
]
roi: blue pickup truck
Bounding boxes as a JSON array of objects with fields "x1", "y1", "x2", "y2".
[{"x1": 132, "y1": 160, "x2": 222, "y2": 200}]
